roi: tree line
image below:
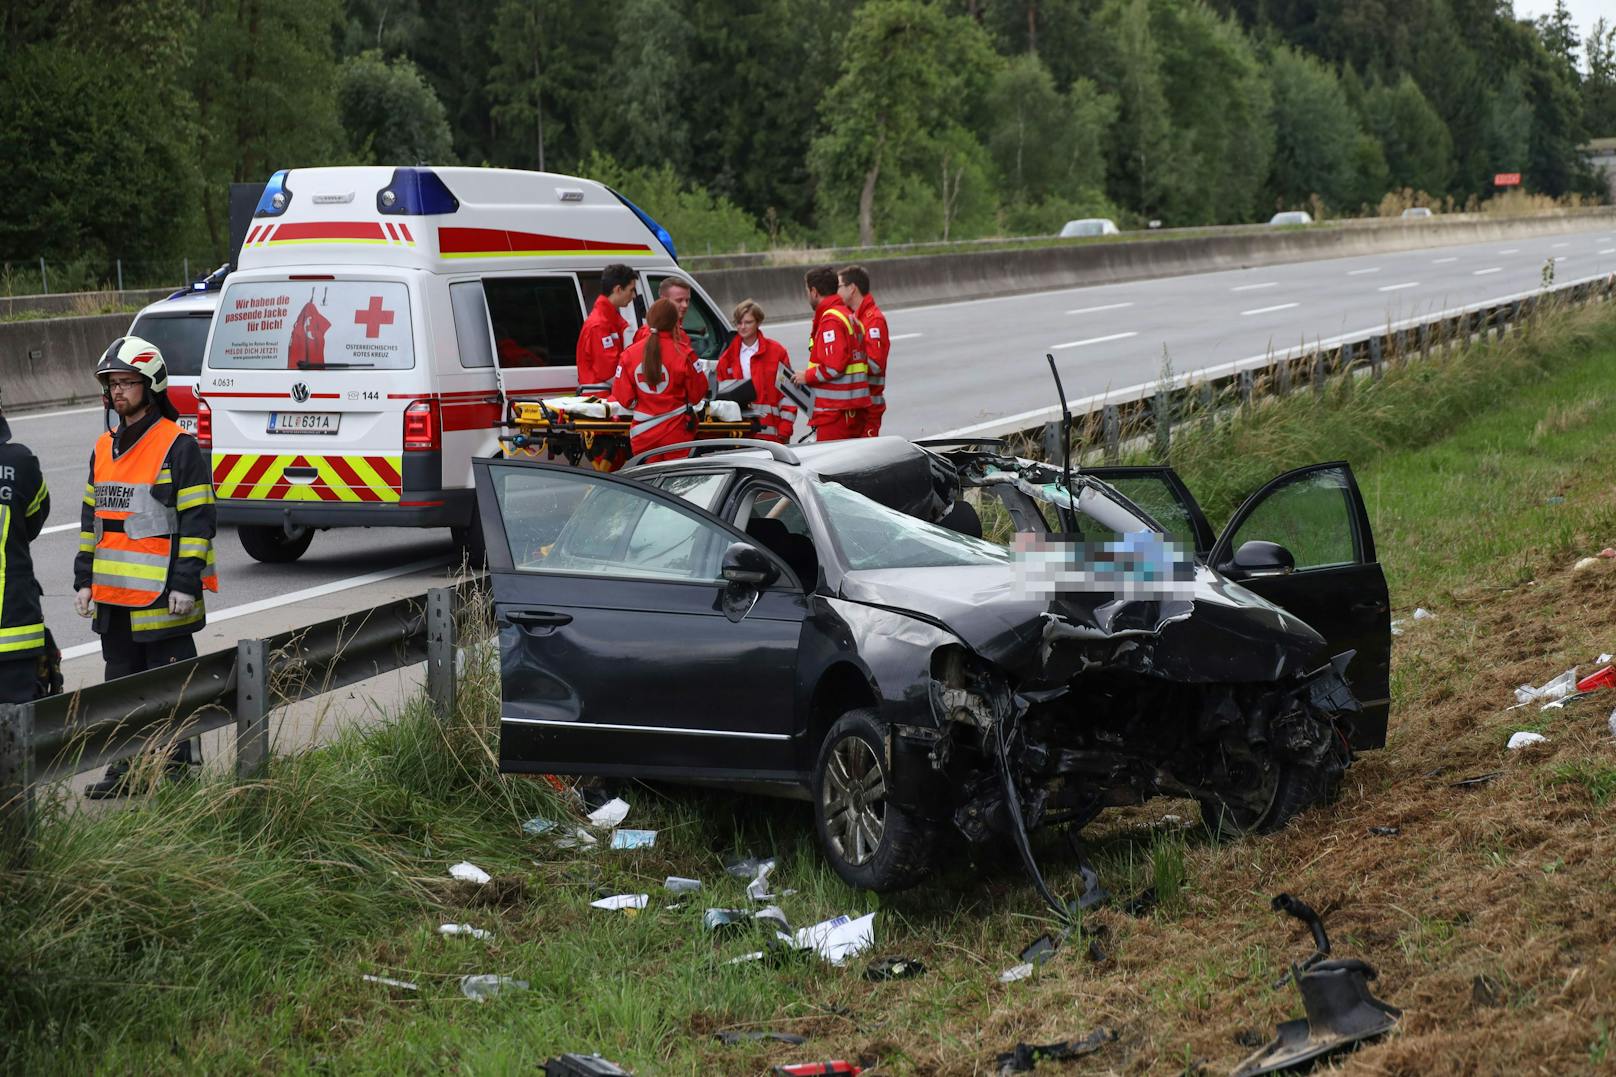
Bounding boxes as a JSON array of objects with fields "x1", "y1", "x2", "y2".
[{"x1": 2, "y1": 0, "x2": 1613, "y2": 277}]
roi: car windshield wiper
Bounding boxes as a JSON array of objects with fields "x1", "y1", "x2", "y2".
[{"x1": 296, "y1": 361, "x2": 376, "y2": 369}]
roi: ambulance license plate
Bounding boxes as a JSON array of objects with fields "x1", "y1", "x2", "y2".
[{"x1": 267, "y1": 412, "x2": 340, "y2": 434}]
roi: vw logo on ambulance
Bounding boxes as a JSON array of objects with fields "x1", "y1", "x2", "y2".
[{"x1": 291, "y1": 382, "x2": 311, "y2": 403}]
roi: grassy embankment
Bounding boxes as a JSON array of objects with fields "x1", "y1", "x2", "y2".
[{"x1": 4, "y1": 298, "x2": 1616, "y2": 1074}]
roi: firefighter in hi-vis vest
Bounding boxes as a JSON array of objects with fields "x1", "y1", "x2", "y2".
[
  {"x1": 0, "y1": 385, "x2": 52, "y2": 705},
  {"x1": 75, "y1": 337, "x2": 219, "y2": 798}
]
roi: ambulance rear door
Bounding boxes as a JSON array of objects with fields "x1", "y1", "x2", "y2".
[{"x1": 469, "y1": 273, "x2": 589, "y2": 416}]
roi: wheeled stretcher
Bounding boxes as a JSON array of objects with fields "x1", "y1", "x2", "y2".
[{"x1": 501, "y1": 397, "x2": 755, "y2": 472}]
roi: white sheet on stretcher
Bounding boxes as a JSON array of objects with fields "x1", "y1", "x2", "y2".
[{"x1": 537, "y1": 396, "x2": 628, "y2": 419}]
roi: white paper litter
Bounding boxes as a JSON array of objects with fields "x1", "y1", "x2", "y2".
[
  {"x1": 459, "y1": 974, "x2": 528, "y2": 1002},
  {"x1": 726, "y1": 950, "x2": 768, "y2": 966},
  {"x1": 793, "y1": 912, "x2": 875, "y2": 966},
  {"x1": 439, "y1": 923, "x2": 492, "y2": 940},
  {"x1": 521, "y1": 817, "x2": 556, "y2": 836},
  {"x1": 449, "y1": 861, "x2": 491, "y2": 885},
  {"x1": 1599, "y1": 654, "x2": 1614, "y2": 665},
  {"x1": 362, "y1": 974, "x2": 418, "y2": 990},
  {"x1": 746, "y1": 861, "x2": 776, "y2": 901},
  {"x1": 1413, "y1": 607, "x2": 1434, "y2": 620},
  {"x1": 1514, "y1": 669, "x2": 1578, "y2": 705},
  {"x1": 552, "y1": 826, "x2": 598, "y2": 849},
  {"x1": 998, "y1": 963, "x2": 1035, "y2": 983},
  {"x1": 664, "y1": 876, "x2": 702, "y2": 893},
  {"x1": 1609, "y1": 708, "x2": 1616, "y2": 740},
  {"x1": 1507, "y1": 731, "x2": 1548, "y2": 750},
  {"x1": 590, "y1": 893, "x2": 649, "y2": 911},
  {"x1": 586, "y1": 798, "x2": 631, "y2": 828},
  {"x1": 611, "y1": 828, "x2": 657, "y2": 849}
]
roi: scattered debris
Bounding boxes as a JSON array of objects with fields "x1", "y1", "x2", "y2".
[
  {"x1": 1514, "y1": 668, "x2": 1578, "y2": 705},
  {"x1": 715, "y1": 1031, "x2": 808, "y2": 1046},
  {"x1": 1075, "y1": 862, "x2": 1110, "y2": 911},
  {"x1": 1471, "y1": 974, "x2": 1506, "y2": 1008},
  {"x1": 1601, "y1": 549, "x2": 1616, "y2": 559},
  {"x1": 794, "y1": 913, "x2": 876, "y2": 966},
  {"x1": 1599, "y1": 653, "x2": 1614, "y2": 665},
  {"x1": 542, "y1": 1053, "x2": 632, "y2": 1076},
  {"x1": 772, "y1": 1062, "x2": 862, "y2": 1076},
  {"x1": 704, "y1": 908, "x2": 751, "y2": 932},
  {"x1": 590, "y1": 894, "x2": 649, "y2": 912},
  {"x1": 998, "y1": 963, "x2": 1035, "y2": 983},
  {"x1": 1413, "y1": 607, "x2": 1434, "y2": 620},
  {"x1": 726, "y1": 951, "x2": 769, "y2": 966},
  {"x1": 522, "y1": 817, "x2": 557, "y2": 836},
  {"x1": 610, "y1": 829, "x2": 657, "y2": 850},
  {"x1": 724, "y1": 855, "x2": 776, "y2": 880},
  {"x1": 449, "y1": 861, "x2": 492, "y2": 885},
  {"x1": 995, "y1": 1028, "x2": 1117, "y2": 1073},
  {"x1": 864, "y1": 956, "x2": 925, "y2": 981},
  {"x1": 1507, "y1": 731, "x2": 1548, "y2": 750},
  {"x1": 746, "y1": 860, "x2": 778, "y2": 901},
  {"x1": 664, "y1": 876, "x2": 702, "y2": 893},
  {"x1": 1540, "y1": 691, "x2": 1588, "y2": 711},
  {"x1": 1367, "y1": 826, "x2": 1400, "y2": 837},
  {"x1": 1577, "y1": 666, "x2": 1616, "y2": 693},
  {"x1": 1234, "y1": 1029, "x2": 1267, "y2": 1049},
  {"x1": 1000, "y1": 932, "x2": 1061, "y2": 982},
  {"x1": 754, "y1": 906, "x2": 793, "y2": 934},
  {"x1": 1231, "y1": 894, "x2": 1401, "y2": 1077},
  {"x1": 1609, "y1": 708, "x2": 1616, "y2": 740},
  {"x1": 1575, "y1": 557, "x2": 1602, "y2": 572},
  {"x1": 554, "y1": 826, "x2": 599, "y2": 850},
  {"x1": 1451, "y1": 771, "x2": 1503, "y2": 789},
  {"x1": 1543, "y1": 495, "x2": 1566, "y2": 505},
  {"x1": 439, "y1": 923, "x2": 492, "y2": 940},
  {"x1": 361, "y1": 974, "x2": 418, "y2": 991},
  {"x1": 1121, "y1": 886, "x2": 1159, "y2": 917},
  {"x1": 459, "y1": 974, "x2": 529, "y2": 1002},
  {"x1": 586, "y1": 797, "x2": 631, "y2": 828},
  {"x1": 1086, "y1": 924, "x2": 1111, "y2": 964}
]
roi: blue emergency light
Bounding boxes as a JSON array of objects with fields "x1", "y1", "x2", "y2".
[
  {"x1": 254, "y1": 170, "x2": 293, "y2": 217},
  {"x1": 377, "y1": 168, "x2": 460, "y2": 215},
  {"x1": 608, "y1": 187, "x2": 678, "y2": 262}
]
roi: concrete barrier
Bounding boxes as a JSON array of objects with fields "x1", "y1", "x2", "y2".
[{"x1": 0, "y1": 313, "x2": 130, "y2": 409}]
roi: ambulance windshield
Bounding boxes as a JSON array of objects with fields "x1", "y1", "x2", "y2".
[{"x1": 208, "y1": 280, "x2": 414, "y2": 371}]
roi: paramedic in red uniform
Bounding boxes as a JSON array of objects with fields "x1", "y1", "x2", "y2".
[
  {"x1": 575, "y1": 264, "x2": 637, "y2": 396},
  {"x1": 791, "y1": 266, "x2": 869, "y2": 441},
  {"x1": 632, "y1": 277, "x2": 693, "y2": 348},
  {"x1": 838, "y1": 265, "x2": 889, "y2": 435},
  {"x1": 612, "y1": 298, "x2": 707, "y2": 463},
  {"x1": 715, "y1": 299, "x2": 796, "y2": 443}
]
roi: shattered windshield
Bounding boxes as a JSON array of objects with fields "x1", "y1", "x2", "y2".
[{"x1": 816, "y1": 481, "x2": 1010, "y2": 570}]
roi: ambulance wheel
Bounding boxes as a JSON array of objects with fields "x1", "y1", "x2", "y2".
[
  {"x1": 238, "y1": 524, "x2": 314, "y2": 564},
  {"x1": 812, "y1": 709, "x2": 939, "y2": 893}
]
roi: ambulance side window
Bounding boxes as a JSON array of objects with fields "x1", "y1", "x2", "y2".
[
  {"x1": 450, "y1": 282, "x2": 495, "y2": 369},
  {"x1": 482, "y1": 277, "x2": 586, "y2": 369}
]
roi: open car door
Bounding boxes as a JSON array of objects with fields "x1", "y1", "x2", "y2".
[
  {"x1": 474, "y1": 458, "x2": 810, "y2": 782},
  {"x1": 1207, "y1": 462, "x2": 1391, "y2": 750}
]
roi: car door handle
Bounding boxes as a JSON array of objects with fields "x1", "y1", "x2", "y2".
[
  {"x1": 1351, "y1": 599, "x2": 1387, "y2": 613},
  {"x1": 508, "y1": 609, "x2": 573, "y2": 628}
]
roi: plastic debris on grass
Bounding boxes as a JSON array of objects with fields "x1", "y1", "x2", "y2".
[
  {"x1": 724, "y1": 854, "x2": 776, "y2": 879},
  {"x1": 1575, "y1": 556, "x2": 1603, "y2": 572},
  {"x1": 449, "y1": 862, "x2": 492, "y2": 885},
  {"x1": 1609, "y1": 709, "x2": 1616, "y2": 740},
  {"x1": 864, "y1": 956, "x2": 925, "y2": 981},
  {"x1": 1000, "y1": 932, "x2": 1061, "y2": 982},
  {"x1": 459, "y1": 974, "x2": 529, "y2": 1002},
  {"x1": 610, "y1": 829, "x2": 657, "y2": 850},
  {"x1": 590, "y1": 893, "x2": 649, "y2": 912},
  {"x1": 361, "y1": 974, "x2": 418, "y2": 990},
  {"x1": 664, "y1": 876, "x2": 702, "y2": 893},
  {"x1": 995, "y1": 1027, "x2": 1117, "y2": 1074},
  {"x1": 542, "y1": 1052, "x2": 631, "y2": 1075},
  {"x1": 585, "y1": 797, "x2": 631, "y2": 828},
  {"x1": 1507, "y1": 731, "x2": 1548, "y2": 750},
  {"x1": 793, "y1": 913, "x2": 876, "y2": 966},
  {"x1": 522, "y1": 817, "x2": 557, "y2": 836},
  {"x1": 554, "y1": 826, "x2": 598, "y2": 849},
  {"x1": 439, "y1": 923, "x2": 492, "y2": 940},
  {"x1": 1513, "y1": 668, "x2": 1578, "y2": 706},
  {"x1": 1368, "y1": 826, "x2": 1400, "y2": 837},
  {"x1": 1577, "y1": 666, "x2": 1616, "y2": 693},
  {"x1": 773, "y1": 1061, "x2": 862, "y2": 1076}
]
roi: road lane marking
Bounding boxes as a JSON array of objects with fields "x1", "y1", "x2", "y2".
[
  {"x1": 58, "y1": 556, "x2": 453, "y2": 661},
  {"x1": 1065, "y1": 302, "x2": 1133, "y2": 315},
  {"x1": 1347, "y1": 267, "x2": 1381, "y2": 276},
  {"x1": 1498, "y1": 248, "x2": 1520, "y2": 254},
  {"x1": 889, "y1": 332, "x2": 923, "y2": 341},
  {"x1": 7, "y1": 404, "x2": 103, "y2": 422},
  {"x1": 1431, "y1": 257, "x2": 1458, "y2": 264},
  {"x1": 1601, "y1": 248, "x2": 1616, "y2": 255},
  {"x1": 1473, "y1": 267, "x2": 1503, "y2": 275},
  {"x1": 1554, "y1": 256, "x2": 1569, "y2": 263},
  {"x1": 1378, "y1": 282, "x2": 1420, "y2": 292},
  {"x1": 1240, "y1": 303, "x2": 1300, "y2": 316},
  {"x1": 40, "y1": 522, "x2": 80, "y2": 535},
  {"x1": 1231, "y1": 282, "x2": 1278, "y2": 292},
  {"x1": 1050, "y1": 331, "x2": 1137, "y2": 350},
  {"x1": 1552, "y1": 242, "x2": 1569, "y2": 248}
]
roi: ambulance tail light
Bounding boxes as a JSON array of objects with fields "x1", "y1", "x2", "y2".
[
  {"x1": 195, "y1": 397, "x2": 212, "y2": 451},
  {"x1": 403, "y1": 399, "x2": 440, "y2": 452}
]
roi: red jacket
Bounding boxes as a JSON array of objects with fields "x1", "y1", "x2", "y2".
[
  {"x1": 611, "y1": 333, "x2": 707, "y2": 453},
  {"x1": 716, "y1": 331, "x2": 796, "y2": 442},
  {"x1": 633, "y1": 322, "x2": 691, "y2": 348},
  {"x1": 855, "y1": 294, "x2": 889, "y2": 414},
  {"x1": 575, "y1": 294, "x2": 629, "y2": 395},
  {"x1": 802, "y1": 296, "x2": 869, "y2": 418}
]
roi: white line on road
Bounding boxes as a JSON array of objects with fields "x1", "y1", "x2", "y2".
[
  {"x1": 1554, "y1": 256, "x2": 1569, "y2": 263},
  {"x1": 7, "y1": 404, "x2": 103, "y2": 423},
  {"x1": 1473, "y1": 267, "x2": 1503, "y2": 275},
  {"x1": 1347, "y1": 267, "x2": 1381, "y2": 276},
  {"x1": 1552, "y1": 242, "x2": 1570, "y2": 248},
  {"x1": 1377, "y1": 282, "x2": 1420, "y2": 292},
  {"x1": 1499, "y1": 248, "x2": 1520, "y2": 254},
  {"x1": 1065, "y1": 302, "x2": 1134, "y2": 315},
  {"x1": 40, "y1": 522, "x2": 80, "y2": 535},
  {"x1": 1240, "y1": 302, "x2": 1301, "y2": 316},
  {"x1": 1231, "y1": 282, "x2": 1278, "y2": 292},
  {"x1": 1431, "y1": 257, "x2": 1458, "y2": 264},
  {"x1": 59, "y1": 557, "x2": 453, "y2": 661},
  {"x1": 889, "y1": 332, "x2": 923, "y2": 341},
  {"x1": 1601, "y1": 248, "x2": 1616, "y2": 255},
  {"x1": 1050, "y1": 332, "x2": 1137, "y2": 350}
]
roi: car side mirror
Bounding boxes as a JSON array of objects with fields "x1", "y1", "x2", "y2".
[
  {"x1": 1226, "y1": 539, "x2": 1295, "y2": 578},
  {"x1": 721, "y1": 541, "x2": 779, "y2": 587}
]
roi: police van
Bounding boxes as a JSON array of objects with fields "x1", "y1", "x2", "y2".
[{"x1": 199, "y1": 166, "x2": 734, "y2": 562}]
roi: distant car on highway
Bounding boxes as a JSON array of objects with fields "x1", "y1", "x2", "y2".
[
  {"x1": 479, "y1": 436, "x2": 1390, "y2": 892},
  {"x1": 1059, "y1": 218, "x2": 1121, "y2": 238},
  {"x1": 1400, "y1": 207, "x2": 1434, "y2": 220},
  {"x1": 1268, "y1": 211, "x2": 1313, "y2": 226}
]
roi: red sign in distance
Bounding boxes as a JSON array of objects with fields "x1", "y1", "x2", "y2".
[{"x1": 1493, "y1": 172, "x2": 1522, "y2": 187}]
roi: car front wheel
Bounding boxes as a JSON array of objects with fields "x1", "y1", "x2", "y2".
[{"x1": 812, "y1": 709, "x2": 939, "y2": 892}]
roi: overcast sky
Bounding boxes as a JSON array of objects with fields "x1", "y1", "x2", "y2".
[{"x1": 1511, "y1": 0, "x2": 1609, "y2": 48}]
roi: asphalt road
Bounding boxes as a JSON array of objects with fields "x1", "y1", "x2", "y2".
[{"x1": 12, "y1": 220, "x2": 1614, "y2": 668}]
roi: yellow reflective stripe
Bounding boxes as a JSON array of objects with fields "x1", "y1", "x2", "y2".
[
  {"x1": 345, "y1": 456, "x2": 402, "y2": 503},
  {"x1": 845, "y1": 362, "x2": 868, "y2": 375},
  {"x1": 82, "y1": 482, "x2": 95, "y2": 507},
  {"x1": 248, "y1": 456, "x2": 296, "y2": 500},
  {"x1": 176, "y1": 484, "x2": 214, "y2": 511},
  {"x1": 310, "y1": 456, "x2": 362, "y2": 503},
  {"x1": 27, "y1": 479, "x2": 48, "y2": 515},
  {"x1": 158, "y1": 468, "x2": 173, "y2": 484},
  {"x1": 131, "y1": 603, "x2": 204, "y2": 632},
  {"x1": 216, "y1": 454, "x2": 257, "y2": 499},
  {"x1": 178, "y1": 537, "x2": 212, "y2": 557},
  {"x1": 0, "y1": 623, "x2": 44, "y2": 653},
  {"x1": 91, "y1": 558, "x2": 170, "y2": 582},
  {"x1": 78, "y1": 530, "x2": 96, "y2": 553}
]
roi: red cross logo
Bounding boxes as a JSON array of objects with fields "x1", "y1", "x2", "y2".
[{"x1": 354, "y1": 295, "x2": 395, "y2": 339}]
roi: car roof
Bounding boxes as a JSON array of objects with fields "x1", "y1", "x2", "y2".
[{"x1": 135, "y1": 291, "x2": 220, "y2": 317}]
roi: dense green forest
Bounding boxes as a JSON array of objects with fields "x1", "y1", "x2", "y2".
[{"x1": 2, "y1": 0, "x2": 1614, "y2": 282}]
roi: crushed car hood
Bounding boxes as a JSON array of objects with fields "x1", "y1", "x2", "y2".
[{"x1": 839, "y1": 563, "x2": 1328, "y2": 686}]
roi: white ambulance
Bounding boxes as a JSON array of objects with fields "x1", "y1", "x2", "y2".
[{"x1": 199, "y1": 166, "x2": 735, "y2": 562}]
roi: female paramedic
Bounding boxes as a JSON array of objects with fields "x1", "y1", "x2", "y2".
[
  {"x1": 714, "y1": 299, "x2": 796, "y2": 443},
  {"x1": 611, "y1": 298, "x2": 708, "y2": 463}
]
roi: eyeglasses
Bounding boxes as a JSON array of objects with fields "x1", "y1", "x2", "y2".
[{"x1": 105, "y1": 379, "x2": 144, "y2": 391}]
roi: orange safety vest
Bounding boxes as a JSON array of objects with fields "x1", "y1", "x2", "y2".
[{"x1": 90, "y1": 419, "x2": 218, "y2": 608}]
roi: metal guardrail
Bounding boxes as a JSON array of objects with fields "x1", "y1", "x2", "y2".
[{"x1": 0, "y1": 584, "x2": 466, "y2": 863}]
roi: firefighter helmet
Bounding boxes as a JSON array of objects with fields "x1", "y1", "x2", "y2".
[{"x1": 97, "y1": 336, "x2": 171, "y2": 394}]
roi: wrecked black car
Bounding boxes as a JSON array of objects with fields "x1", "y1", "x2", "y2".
[{"x1": 475, "y1": 436, "x2": 1389, "y2": 892}]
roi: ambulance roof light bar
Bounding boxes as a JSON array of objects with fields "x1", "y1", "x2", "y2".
[
  {"x1": 377, "y1": 167, "x2": 460, "y2": 215},
  {"x1": 606, "y1": 186, "x2": 677, "y2": 262}
]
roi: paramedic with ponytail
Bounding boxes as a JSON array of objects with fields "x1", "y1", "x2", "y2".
[{"x1": 611, "y1": 298, "x2": 708, "y2": 463}]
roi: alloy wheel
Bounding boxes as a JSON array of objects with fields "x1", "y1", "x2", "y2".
[{"x1": 821, "y1": 736, "x2": 887, "y2": 865}]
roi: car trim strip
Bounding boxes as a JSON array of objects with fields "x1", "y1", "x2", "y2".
[{"x1": 499, "y1": 716, "x2": 790, "y2": 741}]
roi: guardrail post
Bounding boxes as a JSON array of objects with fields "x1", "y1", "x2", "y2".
[
  {"x1": 1368, "y1": 335, "x2": 1382, "y2": 379},
  {"x1": 1041, "y1": 421, "x2": 1063, "y2": 464},
  {"x1": 1312, "y1": 352, "x2": 1327, "y2": 396},
  {"x1": 236, "y1": 639, "x2": 269, "y2": 780},
  {"x1": 0, "y1": 702, "x2": 36, "y2": 867},
  {"x1": 427, "y1": 587, "x2": 457, "y2": 721},
  {"x1": 1276, "y1": 357, "x2": 1291, "y2": 396},
  {"x1": 1200, "y1": 382, "x2": 1215, "y2": 432},
  {"x1": 1238, "y1": 370, "x2": 1254, "y2": 407},
  {"x1": 1419, "y1": 324, "x2": 1431, "y2": 362},
  {"x1": 1152, "y1": 388, "x2": 1171, "y2": 460}
]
